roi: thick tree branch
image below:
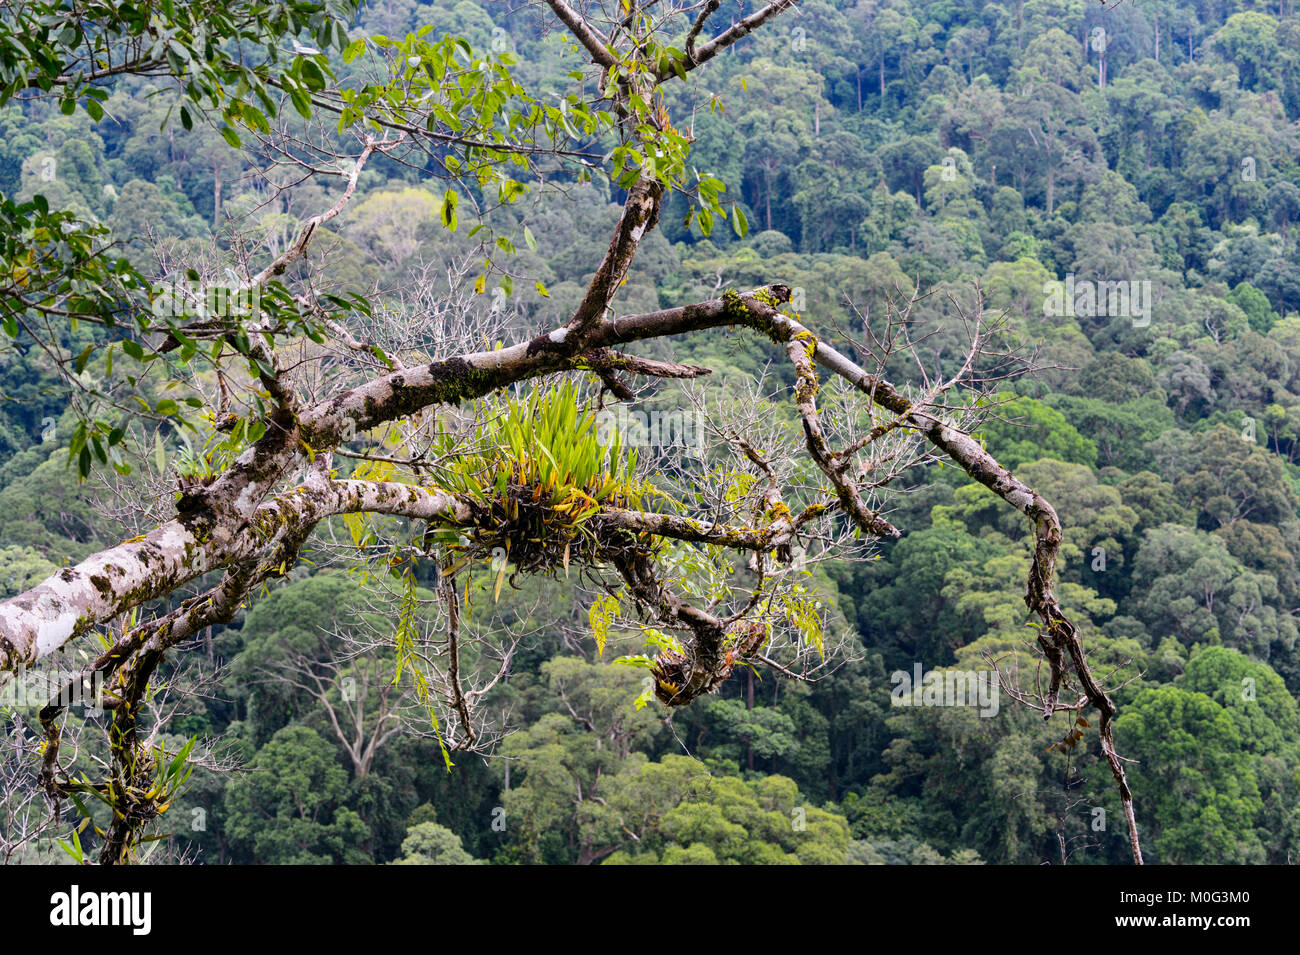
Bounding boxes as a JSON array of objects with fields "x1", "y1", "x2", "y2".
[
  {"x1": 685, "y1": 0, "x2": 723, "y2": 62},
  {"x1": 545, "y1": 0, "x2": 618, "y2": 68},
  {"x1": 784, "y1": 332, "x2": 902, "y2": 539},
  {"x1": 595, "y1": 507, "x2": 792, "y2": 551},
  {"x1": 664, "y1": 0, "x2": 801, "y2": 78},
  {"x1": 566, "y1": 178, "x2": 665, "y2": 338},
  {"x1": 0, "y1": 479, "x2": 467, "y2": 671}
]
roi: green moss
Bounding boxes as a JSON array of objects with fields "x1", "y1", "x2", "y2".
[
  {"x1": 722, "y1": 288, "x2": 748, "y2": 320},
  {"x1": 765, "y1": 501, "x2": 792, "y2": 522},
  {"x1": 793, "y1": 329, "x2": 818, "y2": 360},
  {"x1": 793, "y1": 356, "x2": 820, "y2": 403}
]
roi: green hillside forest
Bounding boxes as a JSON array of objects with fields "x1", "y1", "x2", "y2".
[{"x1": 2, "y1": 0, "x2": 1300, "y2": 868}]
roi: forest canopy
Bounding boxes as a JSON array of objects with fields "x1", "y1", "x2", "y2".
[{"x1": 0, "y1": 0, "x2": 1297, "y2": 868}]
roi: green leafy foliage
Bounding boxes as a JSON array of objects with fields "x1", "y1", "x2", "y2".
[{"x1": 5, "y1": 0, "x2": 1300, "y2": 868}]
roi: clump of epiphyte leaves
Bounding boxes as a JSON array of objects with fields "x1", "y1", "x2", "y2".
[{"x1": 433, "y1": 381, "x2": 652, "y2": 596}]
